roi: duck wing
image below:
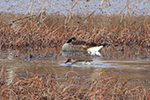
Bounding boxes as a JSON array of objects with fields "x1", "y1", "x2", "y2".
[{"x1": 72, "y1": 40, "x2": 98, "y2": 48}]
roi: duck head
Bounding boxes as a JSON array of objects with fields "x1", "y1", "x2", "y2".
[
  {"x1": 67, "y1": 37, "x2": 76, "y2": 43},
  {"x1": 65, "y1": 58, "x2": 74, "y2": 64}
]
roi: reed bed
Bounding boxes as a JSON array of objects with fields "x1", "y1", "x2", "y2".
[
  {"x1": 0, "y1": 1, "x2": 150, "y2": 99},
  {"x1": 0, "y1": 66, "x2": 150, "y2": 100},
  {"x1": 0, "y1": 13, "x2": 150, "y2": 54}
]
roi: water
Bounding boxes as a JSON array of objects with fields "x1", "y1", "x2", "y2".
[
  {"x1": 0, "y1": 0, "x2": 150, "y2": 15},
  {"x1": 0, "y1": 46, "x2": 150, "y2": 88}
]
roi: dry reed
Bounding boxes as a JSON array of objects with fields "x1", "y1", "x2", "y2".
[
  {"x1": 0, "y1": 66, "x2": 150, "y2": 100},
  {"x1": 0, "y1": 13, "x2": 150, "y2": 53}
]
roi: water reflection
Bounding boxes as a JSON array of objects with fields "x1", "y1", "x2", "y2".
[
  {"x1": 62, "y1": 51, "x2": 103, "y2": 58},
  {"x1": 2, "y1": 52, "x2": 19, "y2": 85},
  {"x1": 6, "y1": 66, "x2": 17, "y2": 85},
  {"x1": 62, "y1": 51, "x2": 90, "y2": 58},
  {"x1": 0, "y1": 46, "x2": 150, "y2": 88}
]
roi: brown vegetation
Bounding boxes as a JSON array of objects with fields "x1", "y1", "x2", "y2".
[
  {"x1": 0, "y1": 1, "x2": 150, "y2": 99},
  {"x1": 0, "y1": 12, "x2": 150, "y2": 54},
  {"x1": 0, "y1": 66, "x2": 150, "y2": 100}
]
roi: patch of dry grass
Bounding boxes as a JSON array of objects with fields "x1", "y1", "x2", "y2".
[
  {"x1": 0, "y1": 12, "x2": 150, "y2": 53},
  {"x1": 0, "y1": 66, "x2": 150, "y2": 100}
]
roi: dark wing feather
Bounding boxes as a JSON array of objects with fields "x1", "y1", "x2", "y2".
[{"x1": 72, "y1": 40, "x2": 98, "y2": 47}]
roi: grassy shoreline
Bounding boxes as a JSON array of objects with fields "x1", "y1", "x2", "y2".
[
  {"x1": 0, "y1": 12, "x2": 150, "y2": 99},
  {"x1": 0, "y1": 67, "x2": 150, "y2": 100},
  {"x1": 0, "y1": 12, "x2": 150, "y2": 52}
]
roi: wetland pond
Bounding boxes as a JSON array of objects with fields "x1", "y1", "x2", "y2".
[{"x1": 0, "y1": 46, "x2": 150, "y2": 89}]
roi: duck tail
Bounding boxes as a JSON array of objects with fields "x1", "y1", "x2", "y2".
[
  {"x1": 98, "y1": 43, "x2": 107, "y2": 47},
  {"x1": 87, "y1": 46, "x2": 103, "y2": 56}
]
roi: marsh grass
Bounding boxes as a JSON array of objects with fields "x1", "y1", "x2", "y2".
[
  {"x1": 0, "y1": 1, "x2": 150, "y2": 99},
  {"x1": 0, "y1": 12, "x2": 150, "y2": 53},
  {"x1": 0, "y1": 66, "x2": 150, "y2": 100}
]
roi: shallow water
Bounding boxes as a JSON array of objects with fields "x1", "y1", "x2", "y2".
[
  {"x1": 0, "y1": 46, "x2": 150, "y2": 88},
  {"x1": 1, "y1": 0, "x2": 150, "y2": 15}
]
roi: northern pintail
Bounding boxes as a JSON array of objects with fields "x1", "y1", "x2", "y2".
[
  {"x1": 62, "y1": 37, "x2": 104, "y2": 56},
  {"x1": 65, "y1": 58, "x2": 93, "y2": 65}
]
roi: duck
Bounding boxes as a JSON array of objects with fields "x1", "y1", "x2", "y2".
[
  {"x1": 62, "y1": 37, "x2": 105, "y2": 56},
  {"x1": 65, "y1": 58, "x2": 93, "y2": 65}
]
